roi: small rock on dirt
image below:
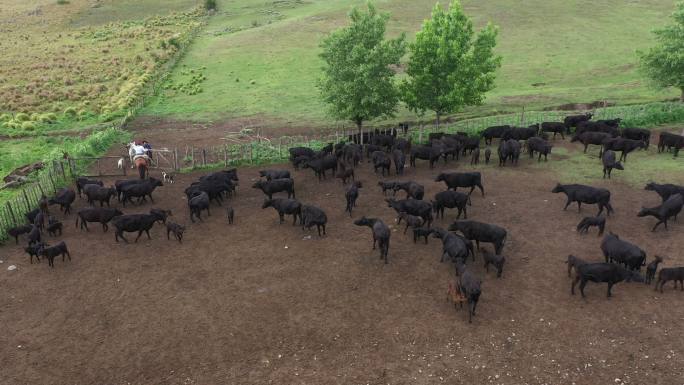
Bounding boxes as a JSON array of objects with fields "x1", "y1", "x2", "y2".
[{"x1": 8, "y1": 265, "x2": 17, "y2": 271}]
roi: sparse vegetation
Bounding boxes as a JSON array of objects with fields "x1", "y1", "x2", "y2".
[{"x1": 638, "y1": 1, "x2": 684, "y2": 101}]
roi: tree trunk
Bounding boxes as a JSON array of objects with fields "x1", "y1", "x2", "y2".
[{"x1": 356, "y1": 120, "x2": 363, "y2": 146}]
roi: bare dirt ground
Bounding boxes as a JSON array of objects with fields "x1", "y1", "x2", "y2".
[
  {"x1": 130, "y1": 115, "x2": 327, "y2": 149},
  {"x1": 2, "y1": 136, "x2": 684, "y2": 385}
]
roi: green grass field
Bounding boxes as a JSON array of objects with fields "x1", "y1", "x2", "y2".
[{"x1": 141, "y1": 0, "x2": 680, "y2": 128}]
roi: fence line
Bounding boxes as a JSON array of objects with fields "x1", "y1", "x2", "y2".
[{"x1": 1, "y1": 101, "x2": 680, "y2": 242}]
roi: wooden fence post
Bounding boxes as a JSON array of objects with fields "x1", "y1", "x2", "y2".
[
  {"x1": 48, "y1": 170, "x2": 57, "y2": 193},
  {"x1": 6, "y1": 202, "x2": 17, "y2": 226},
  {"x1": 174, "y1": 148, "x2": 179, "y2": 171},
  {"x1": 202, "y1": 149, "x2": 207, "y2": 167},
  {"x1": 22, "y1": 189, "x2": 32, "y2": 212},
  {"x1": 96, "y1": 159, "x2": 102, "y2": 176},
  {"x1": 191, "y1": 147, "x2": 195, "y2": 169},
  {"x1": 223, "y1": 146, "x2": 228, "y2": 167}
]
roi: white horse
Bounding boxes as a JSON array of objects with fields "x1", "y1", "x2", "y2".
[{"x1": 126, "y1": 142, "x2": 147, "y2": 169}]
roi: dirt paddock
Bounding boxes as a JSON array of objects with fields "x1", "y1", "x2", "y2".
[{"x1": 1, "y1": 144, "x2": 684, "y2": 385}]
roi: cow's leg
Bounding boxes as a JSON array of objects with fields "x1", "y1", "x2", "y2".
[
  {"x1": 607, "y1": 282, "x2": 614, "y2": 297},
  {"x1": 563, "y1": 199, "x2": 572, "y2": 211},
  {"x1": 579, "y1": 279, "x2": 587, "y2": 298}
]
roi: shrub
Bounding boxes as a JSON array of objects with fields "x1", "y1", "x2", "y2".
[
  {"x1": 63, "y1": 107, "x2": 77, "y2": 116},
  {"x1": 56, "y1": 0, "x2": 69, "y2": 4},
  {"x1": 15, "y1": 112, "x2": 30, "y2": 122},
  {"x1": 204, "y1": 0, "x2": 217, "y2": 11},
  {"x1": 0, "y1": 113, "x2": 10, "y2": 122},
  {"x1": 21, "y1": 121, "x2": 36, "y2": 131}
]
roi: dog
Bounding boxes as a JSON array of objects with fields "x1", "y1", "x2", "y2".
[
  {"x1": 117, "y1": 157, "x2": 124, "y2": 169},
  {"x1": 162, "y1": 171, "x2": 174, "y2": 184}
]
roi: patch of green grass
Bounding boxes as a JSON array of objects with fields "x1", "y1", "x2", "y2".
[
  {"x1": 70, "y1": 0, "x2": 197, "y2": 26},
  {"x1": 142, "y1": 0, "x2": 680, "y2": 128},
  {"x1": 531, "y1": 144, "x2": 684, "y2": 187},
  {"x1": 0, "y1": 128, "x2": 131, "y2": 202}
]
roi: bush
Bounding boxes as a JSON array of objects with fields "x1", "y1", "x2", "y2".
[
  {"x1": 204, "y1": 0, "x2": 217, "y2": 11},
  {"x1": 15, "y1": 112, "x2": 30, "y2": 122},
  {"x1": 56, "y1": 0, "x2": 69, "y2": 4},
  {"x1": 63, "y1": 107, "x2": 77, "y2": 116},
  {"x1": 21, "y1": 121, "x2": 36, "y2": 131}
]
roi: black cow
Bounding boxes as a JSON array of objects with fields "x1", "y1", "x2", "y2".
[
  {"x1": 76, "y1": 177, "x2": 103, "y2": 197},
  {"x1": 188, "y1": 191, "x2": 210, "y2": 223},
  {"x1": 431, "y1": 190, "x2": 470, "y2": 219},
  {"x1": 658, "y1": 132, "x2": 684, "y2": 156},
  {"x1": 637, "y1": 193, "x2": 684, "y2": 231},
  {"x1": 38, "y1": 241, "x2": 71, "y2": 268},
  {"x1": 259, "y1": 169, "x2": 291, "y2": 181},
  {"x1": 303, "y1": 155, "x2": 337, "y2": 180},
  {"x1": 410, "y1": 145, "x2": 443, "y2": 169},
  {"x1": 289, "y1": 147, "x2": 315, "y2": 160},
  {"x1": 527, "y1": 136, "x2": 553, "y2": 161},
  {"x1": 564, "y1": 113, "x2": 593, "y2": 129},
  {"x1": 448, "y1": 220, "x2": 507, "y2": 255},
  {"x1": 262, "y1": 198, "x2": 302, "y2": 225},
  {"x1": 571, "y1": 263, "x2": 643, "y2": 297},
  {"x1": 76, "y1": 207, "x2": 124, "y2": 232},
  {"x1": 540, "y1": 122, "x2": 567, "y2": 139},
  {"x1": 602, "y1": 138, "x2": 646, "y2": 162},
  {"x1": 83, "y1": 184, "x2": 117, "y2": 207},
  {"x1": 551, "y1": 183, "x2": 614, "y2": 216},
  {"x1": 576, "y1": 121, "x2": 619, "y2": 137},
  {"x1": 498, "y1": 139, "x2": 520, "y2": 166},
  {"x1": 6, "y1": 224, "x2": 33, "y2": 244},
  {"x1": 345, "y1": 181, "x2": 362, "y2": 217},
  {"x1": 576, "y1": 216, "x2": 606, "y2": 236},
  {"x1": 456, "y1": 262, "x2": 482, "y2": 323},
  {"x1": 601, "y1": 233, "x2": 646, "y2": 271},
  {"x1": 48, "y1": 188, "x2": 76, "y2": 215},
  {"x1": 353, "y1": 217, "x2": 390, "y2": 264},
  {"x1": 601, "y1": 150, "x2": 623, "y2": 179},
  {"x1": 621, "y1": 127, "x2": 650, "y2": 148},
  {"x1": 112, "y1": 210, "x2": 168, "y2": 243},
  {"x1": 655, "y1": 267, "x2": 684, "y2": 293},
  {"x1": 392, "y1": 149, "x2": 406, "y2": 175},
  {"x1": 393, "y1": 181, "x2": 424, "y2": 200},
  {"x1": 481, "y1": 125, "x2": 510, "y2": 145},
  {"x1": 386, "y1": 198, "x2": 433, "y2": 228},
  {"x1": 570, "y1": 131, "x2": 612, "y2": 154},
  {"x1": 120, "y1": 178, "x2": 164, "y2": 206},
  {"x1": 371, "y1": 151, "x2": 391, "y2": 176},
  {"x1": 252, "y1": 178, "x2": 295, "y2": 200},
  {"x1": 435, "y1": 172, "x2": 484, "y2": 196},
  {"x1": 301, "y1": 205, "x2": 327, "y2": 236},
  {"x1": 432, "y1": 227, "x2": 471, "y2": 263},
  {"x1": 644, "y1": 182, "x2": 684, "y2": 202}
]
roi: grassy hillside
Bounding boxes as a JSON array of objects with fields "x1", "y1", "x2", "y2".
[
  {"x1": 0, "y1": 0, "x2": 200, "y2": 196},
  {"x1": 141, "y1": 0, "x2": 679, "y2": 128},
  {"x1": 0, "y1": 0, "x2": 203, "y2": 138}
]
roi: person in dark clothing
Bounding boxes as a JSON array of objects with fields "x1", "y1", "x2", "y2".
[{"x1": 142, "y1": 140, "x2": 153, "y2": 160}]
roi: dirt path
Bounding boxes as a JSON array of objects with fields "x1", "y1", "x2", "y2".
[{"x1": 1, "y1": 144, "x2": 683, "y2": 384}]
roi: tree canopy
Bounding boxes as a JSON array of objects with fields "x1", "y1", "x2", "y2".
[
  {"x1": 638, "y1": 1, "x2": 684, "y2": 101},
  {"x1": 317, "y1": 2, "x2": 406, "y2": 130},
  {"x1": 401, "y1": 1, "x2": 501, "y2": 126}
]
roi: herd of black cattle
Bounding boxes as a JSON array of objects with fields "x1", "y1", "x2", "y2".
[{"x1": 4, "y1": 112, "x2": 684, "y2": 323}]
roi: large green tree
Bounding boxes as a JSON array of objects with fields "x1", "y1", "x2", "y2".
[
  {"x1": 318, "y1": 2, "x2": 406, "y2": 133},
  {"x1": 401, "y1": 1, "x2": 501, "y2": 127},
  {"x1": 638, "y1": 1, "x2": 684, "y2": 101}
]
